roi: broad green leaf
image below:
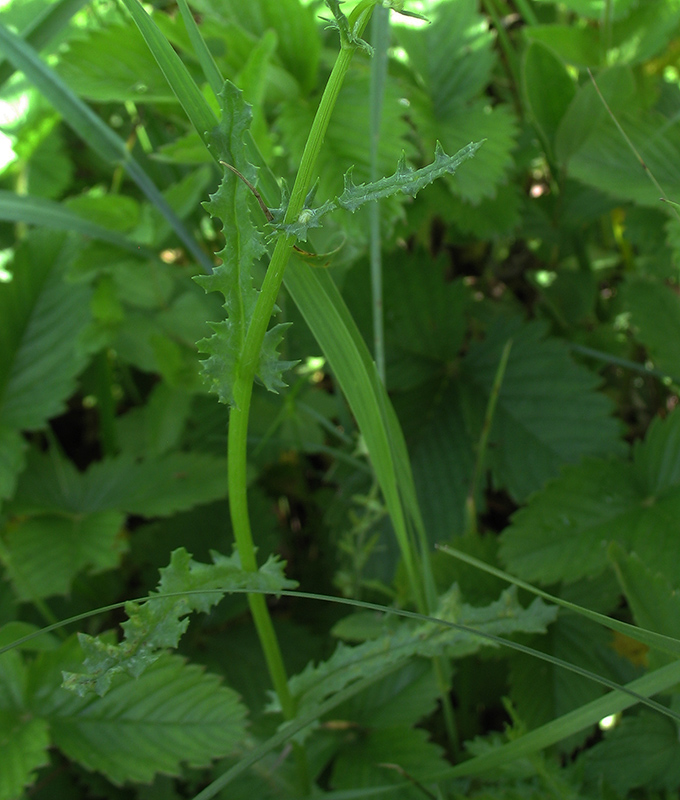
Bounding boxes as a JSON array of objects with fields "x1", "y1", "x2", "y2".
[
  {"x1": 63, "y1": 547, "x2": 297, "y2": 695},
  {"x1": 621, "y1": 276, "x2": 680, "y2": 377},
  {"x1": 460, "y1": 316, "x2": 623, "y2": 501},
  {"x1": 566, "y1": 106, "x2": 680, "y2": 207},
  {"x1": 55, "y1": 20, "x2": 176, "y2": 102},
  {"x1": 0, "y1": 645, "x2": 50, "y2": 800},
  {"x1": 0, "y1": 426, "x2": 25, "y2": 503},
  {"x1": 331, "y1": 725, "x2": 446, "y2": 794},
  {"x1": 0, "y1": 232, "x2": 91, "y2": 430},
  {"x1": 611, "y1": 548, "x2": 680, "y2": 668},
  {"x1": 0, "y1": 712, "x2": 50, "y2": 800},
  {"x1": 2, "y1": 510, "x2": 126, "y2": 601},
  {"x1": 9, "y1": 449, "x2": 230, "y2": 518},
  {"x1": 382, "y1": 253, "x2": 471, "y2": 388},
  {"x1": 332, "y1": 659, "x2": 441, "y2": 730},
  {"x1": 0, "y1": 231, "x2": 91, "y2": 501},
  {"x1": 37, "y1": 642, "x2": 249, "y2": 785},
  {"x1": 522, "y1": 41, "x2": 576, "y2": 162},
  {"x1": 116, "y1": 383, "x2": 193, "y2": 458},
  {"x1": 532, "y1": 0, "x2": 638, "y2": 20},
  {"x1": 582, "y1": 712, "x2": 680, "y2": 793},
  {"x1": 554, "y1": 65, "x2": 636, "y2": 165},
  {"x1": 393, "y1": 0, "x2": 517, "y2": 204},
  {"x1": 523, "y1": 24, "x2": 600, "y2": 68},
  {"x1": 607, "y1": 0, "x2": 680, "y2": 66},
  {"x1": 188, "y1": 0, "x2": 320, "y2": 93},
  {"x1": 500, "y1": 410, "x2": 680, "y2": 586},
  {"x1": 438, "y1": 101, "x2": 518, "y2": 205},
  {"x1": 390, "y1": 380, "x2": 474, "y2": 540},
  {"x1": 394, "y1": 0, "x2": 495, "y2": 116},
  {"x1": 509, "y1": 614, "x2": 634, "y2": 748}
]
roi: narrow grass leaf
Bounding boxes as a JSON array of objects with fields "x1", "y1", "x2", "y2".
[
  {"x1": 0, "y1": 0, "x2": 87, "y2": 89},
  {"x1": 284, "y1": 258, "x2": 429, "y2": 610},
  {"x1": 432, "y1": 658, "x2": 680, "y2": 780},
  {"x1": 438, "y1": 544, "x2": 680, "y2": 658},
  {"x1": 0, "y1": 22, "x2": 211, "y2": 271},
  {"x1": 117, "y1": 0, "x2": 218, "y2": 154},
  {"x1": 0, "y1": 191, "x2": 153, "y2": 256},
  {"x1": 176, "y1": 0, "x2": 224, "y2": 98}
]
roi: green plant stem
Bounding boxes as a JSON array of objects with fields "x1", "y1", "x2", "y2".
[
  {"x1": 513, "y1": 0, "x2": 538, "y2": 25},
  {"x1": 480, "y1": 0, "x2": 522, "y2": 114},
  {"x1": 465, "y1": 338, "x2": 512, "y2": 535},
  {"x1": 369, "y1": 4, "x2": 390, "y2": 384},
  {"x1": 225, "y1": 0, "x2": 379, "y2": 789},
  {"x1": 93, "y1": 349, "x2": 119, "y2": 457}
]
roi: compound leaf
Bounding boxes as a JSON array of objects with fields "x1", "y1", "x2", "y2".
[
  {"x1": 38, "y1": 641, "x2": 248, "y2": 785},
  {"x1": 461, "y1": 316, "x2": 623, "y2": 501},
  {"x1": 10, "y1": 448, "x2": 230, "y2": 518},
  {"x1": 2, "y1": 511, "x2": 125, "y2": 602},
  {"x1": 0, "y1": 712, "x2": 50, "y2": 800},
  {"x1": 0, "y1": 231, "x2": 91, "y2": 500},
  {"x1": 500, "y1": 409, "x2": 680, "y2": 586}
]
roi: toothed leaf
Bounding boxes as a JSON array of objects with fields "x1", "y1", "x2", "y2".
[
  {"x1": 323, "y1": 0, "x2": 373, "y2": 54},
  {"x1": 195, "y1": 82, "x2": 292, "y2": 404},
  {"x1": 271, "y1": 585, "x2": 556, "y2": 730},
  {"x1": 62, "y1": 547, "x2": 297, "y2": 696},
  {"x1": 338, "y1": 141, "x2": 483, "y2": 212},
  {"x1": 269, "y1": 143, "x2": 482, "y2": 240}
]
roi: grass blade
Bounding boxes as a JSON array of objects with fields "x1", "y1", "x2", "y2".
[
  {"x1": 438, "y1": 544, "x2": 680, "y2": 657},
  {"x1": 117, "y1": 0, "x2": 218, "y2": 154},
  {"x1": 435, "y1": 658, "x2": 680, "y2": 779},
  {"x1": 0, "y1": 191, "x2": 154, "y2": 257},
  {"x1": 0, "y1": 22, "x2": 212, "y2": 272},
  {"x1": 0, "y1": 0, "x2": 87, "y2": 89},
  {"x1": 176, "y1": 0, "x2": 224, "y2": 99}
]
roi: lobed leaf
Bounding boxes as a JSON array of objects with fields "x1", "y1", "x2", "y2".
[
  {"x1": 196, "y1": 82, "x2": 295, "y2": 404},
  {"x1": 337, "y1": 141, "x2": 483, "y2": 211},
  {"x1": 62, "y1": 547, "x2": 297, "y2": 695},
  {"x1": 275, "y1": 585, "x2": 557, "y2": 724},
  {"x1": 273, "y1": 142, "x2": 483, "y2": 240}
]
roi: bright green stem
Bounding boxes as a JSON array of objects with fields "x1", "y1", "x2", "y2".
[
  {"x1": 225, "y1": 0, "x2": 378, "y2": 779},
  {"x1": 513, "y1": 0, "x2": 538, "y2": 25}
]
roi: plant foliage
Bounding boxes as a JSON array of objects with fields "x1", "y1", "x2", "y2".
[{"x1": 2, "y1": 0, "x2": 680, "y2": 798}]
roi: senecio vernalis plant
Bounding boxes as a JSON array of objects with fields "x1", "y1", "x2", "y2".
[
  {"x1": 6, "y1": 0, "x2": 680, "y2": 797},
  {"x1": 191, "y1": 0, "x2": 480, "y2": 743}
]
